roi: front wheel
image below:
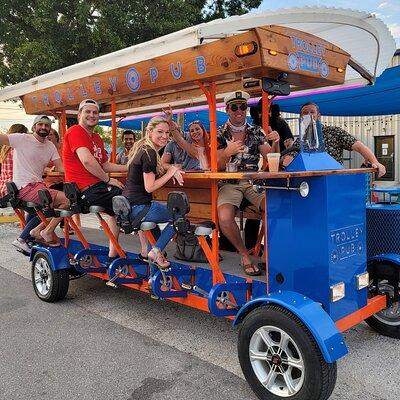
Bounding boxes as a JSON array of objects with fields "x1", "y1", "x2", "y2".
[
  {"x1": 238, "y1": 305, "x2": 336, "y2": 400},
  {"x1": 32, "y1": 252, "x2": 69, "y2": 302}
]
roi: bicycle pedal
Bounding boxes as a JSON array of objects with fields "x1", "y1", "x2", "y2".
[
  {"x1": 106, "y1": 281, "x2": 118, "y2": 289},
  {"x1": 181, "y1": 282, "x2": 192, "y2": 290}
]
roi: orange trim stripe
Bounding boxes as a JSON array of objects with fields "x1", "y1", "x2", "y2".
[{"x1": 336, "y1": 295, "x2": 386, "y2": 332}]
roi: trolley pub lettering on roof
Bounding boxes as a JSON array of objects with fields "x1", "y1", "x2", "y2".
[
  {"x1": 288, "y1": 35, "x2": 329, "y2": 78},
  {"x1": 21, "y1": 26, "x2": 350, "y2": 115},
  {"x1": 29, "y1": 56, "x2": 207, "y2": 110}
]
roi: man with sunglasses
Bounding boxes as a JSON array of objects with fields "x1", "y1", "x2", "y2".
[{"x1": 217, "y1": 90, "x2": 280, "y2": 276}]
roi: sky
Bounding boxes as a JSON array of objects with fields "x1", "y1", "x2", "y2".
[{"x1": 259, "y1": 0, "x2": 400, "y2": 47}]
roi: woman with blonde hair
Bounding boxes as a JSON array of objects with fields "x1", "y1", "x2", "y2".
[
  {"x1": 122, "y1": 116, "x2": 184, "y2": 268},
  {"x1": 0, "y1": 123, "x2": 29, "y2": 197}
]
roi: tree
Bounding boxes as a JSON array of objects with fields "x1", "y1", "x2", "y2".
[{"x1": 0, "y1": 0, "x2": 261, "y2": 86}]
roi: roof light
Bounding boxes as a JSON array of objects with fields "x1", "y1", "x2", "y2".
[
  {"x1": 268, "y1": 49, "x2": 278, "y2": 56},
  {"x1": 235, "y1": 42, "x2": 258, "y2": 57},
  {"x1": 337, "y1": 67, "x2": 345, "y2": 73}
]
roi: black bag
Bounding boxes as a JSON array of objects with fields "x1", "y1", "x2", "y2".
[{"x1": 174, "y1": 229, "x2": 210, "y2": 263}]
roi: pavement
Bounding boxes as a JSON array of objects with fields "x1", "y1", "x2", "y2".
[{"x1": 0, "y1": 222, "x2": 399, "y2": 400}]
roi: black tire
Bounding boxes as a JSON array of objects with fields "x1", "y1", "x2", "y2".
[
  {"x1": 366, "y1": 262, "x2": 400, "y2": 339},
  {"x1": 238, "y1": 305, "x2": 336, "y2": 400},
  {"x1": 31, "y1": 252, "x2": 69, "y2": 302}
]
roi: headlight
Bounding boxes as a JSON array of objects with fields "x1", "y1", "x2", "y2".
[
  {"x1": 330, "y1": 282, "x2": 345, "y2": 302},
  {"x1": 299, "y1": 182, "x2": 309, "y2": 197},
  {"x1": 356, "y1": 272, "x2": 369, "y2": 290}
]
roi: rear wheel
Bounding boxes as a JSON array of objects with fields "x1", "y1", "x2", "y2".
[
  {"x1": 238, "y1": 305, "x2": 336, "y2": 400},
  {"x1": 366, "y1": 262, "x2": 400, "y2": 339},
  {"x1": 32, "y1": 252, "x2": 69, "y2": 302}
]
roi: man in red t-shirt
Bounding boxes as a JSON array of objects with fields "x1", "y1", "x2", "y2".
[{"x1": 63, "y1": 99, "x2": 127, "y2": 259}]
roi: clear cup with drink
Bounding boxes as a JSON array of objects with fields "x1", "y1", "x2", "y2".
[{"x1": 267, "y1": 153, "x2": 280, "y2": 172}]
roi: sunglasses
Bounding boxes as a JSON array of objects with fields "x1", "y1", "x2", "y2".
[{"x1": 229, "y1": 103, "x2": 248, "y2": 112}]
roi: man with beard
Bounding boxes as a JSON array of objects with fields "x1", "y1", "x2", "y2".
[
  {"x1": 116, "y1": 130, "x2": 135, "y2": 165},
  {"x1": 217, "y1": 91, "x2": 279, "y2": 276},
  {"x1": 0, "y1": 115, "x2": 69, "y2": 246},
  {"x1": 63, "y1": 99, "x2": 126, "y2": 260}
]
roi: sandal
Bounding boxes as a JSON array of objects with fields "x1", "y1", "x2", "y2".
[
  {"x1": 138, "y1": 253, "x2": 148, "y2": 262},
  {"x1": 148, "y1": 248, "x2": 170, "y2": 270},
  {"x1": 241, "y1": 259, "x2": 261, "y2": 276},
  {"x1": 35, "y1": 237, "x2": 61, "y2": 247}
]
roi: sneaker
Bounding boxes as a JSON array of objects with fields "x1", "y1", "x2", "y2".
[{"x1": 12, "y1": 238, "x2": 31, "y2": 255}]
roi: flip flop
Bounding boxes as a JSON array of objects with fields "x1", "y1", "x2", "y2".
[
  {"x1": 35, "y1": 237, "x2": 61, "y2": 247},
  {"x1": 242, "y1": 261, "x2": 261, "y2": 276}
]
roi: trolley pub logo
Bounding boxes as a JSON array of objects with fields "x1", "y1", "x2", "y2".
[
  {"x1": 27, "y1": 55, "x2": 208, "y2": 112},
  {"x1": 288, "y1": 36, "x2": 329, "y2": 78},
  {"x1": 329, "y1": 224, "x2": 364, "y2": 264}
]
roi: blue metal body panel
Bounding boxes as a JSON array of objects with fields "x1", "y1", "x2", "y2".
[
  {"x1": 30, "y1": 245, "x2": 70, "y2": 271},
  {"x1": 233, "y1": 290, "x2": 348, "y2": 363},
  {"x1": 266, "y1": 173, "x2": 368, "y2": 321},
  {"x1": 286, "y1": 152, "x2": 343, "y2": 172}
]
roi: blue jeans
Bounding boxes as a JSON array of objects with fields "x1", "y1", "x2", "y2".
[
  {"x1": 131, "y1": 201, "x2": 174, "y2": 251},
  {"x1": 20, "y1": 209, "x2": 40, "y2": 241}
]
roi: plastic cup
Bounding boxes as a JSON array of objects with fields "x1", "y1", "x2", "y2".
[
  {"x1": 226, "y1": 162, "x2": 238, "y2": 172},
  {"x1": 267, "y1": 153, "x2": 280, "y2": 172}
]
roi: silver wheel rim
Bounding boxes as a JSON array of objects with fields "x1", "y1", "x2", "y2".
[
  {"x1": 374, "y1": 281, "x2": 400, "y2": 326},
  {"x1": 249, "y1": 325, "x2": 305, "y2": 397},
  {"x1": 33, "y1": 258, "x2": 52, "y2": 296}
]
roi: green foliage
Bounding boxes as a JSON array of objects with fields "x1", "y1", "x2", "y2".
[
  {"x1": 0, "y1": 0, "x2": 261, "y2": 86},
  {"x1": 94, "y1": 125, "x2": 111, "y2": 145}
]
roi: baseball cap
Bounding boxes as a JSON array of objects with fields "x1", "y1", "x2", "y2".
[
  {"x1": 78, "y1": 99, "x2": 99, "y2": 111},
  {"x1": 224, "y1": 90, "x2": 250, "y2": 106},
  {"x1": 33, "y1": 115, "x2": 52, "y2": 126}
]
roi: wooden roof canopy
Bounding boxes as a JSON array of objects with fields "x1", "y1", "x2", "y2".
[{"x1": 21, "y1": 25, "x2": 350, "y2": 117}]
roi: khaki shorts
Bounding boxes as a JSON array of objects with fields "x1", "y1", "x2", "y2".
[{"x1": 218, "y1": 180, "x2": 264, "y2": 210}]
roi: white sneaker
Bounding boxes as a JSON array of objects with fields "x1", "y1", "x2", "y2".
[{"x1": 12, "y1": 239, "x2": 31, "y2": 254}]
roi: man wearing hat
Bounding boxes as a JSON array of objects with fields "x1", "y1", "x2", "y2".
[
  {"x1": 0, "y1": 115, "x2": 69, "y2": 246},
  {"x1": 63, "y1": 99, "x2": 127, "y2": 260},
  {"x1": 217, "y1": 90, "x2": 280, "y2": 276}
]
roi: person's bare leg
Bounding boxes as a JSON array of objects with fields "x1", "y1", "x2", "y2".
[
  {"x1": 107, "y1": 216, "x2": 120, "y2": 257},
  {"x1": 138, "y1": 231, "x2": 148, "y2": 258},
  {"x1": 30, "y1": 222, "x2": 45, "y2": 239},
  {"x1": 218, "y1": 203, "x2": 252, "y2": 266},
  {"x1": 40, "y1": 217, "x2": 63, "y2": 241}
]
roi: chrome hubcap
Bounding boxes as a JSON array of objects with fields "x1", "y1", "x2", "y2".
[
  {"x1": 249, "y1": 326, "x2": 305, "y2": 397},
  {"x1": 34, "y1": 258, "x2": 52, "y2": 296},
  {"x1": 375, "y1": 281, "x2": 400, "y2": 325}
]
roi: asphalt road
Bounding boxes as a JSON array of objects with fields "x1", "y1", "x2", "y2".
[{"x1": 0, "y1": 223, "x2": 399, "y2": 400}]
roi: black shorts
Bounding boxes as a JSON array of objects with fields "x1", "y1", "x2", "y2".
[{"x1": 81, "y1": 182, "x2": 122, "y2": 216}]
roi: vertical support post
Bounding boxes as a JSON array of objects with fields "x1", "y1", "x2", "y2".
[
  {"x1": 59, "y1": 110, "x2": 67, "y2": 142},
  {"x1": 262, "y1": 91, "x2": 270, "y2": 293},
  {"x1": 261, "y1": 91, "x2": 270, "y2": 133},
  {"x1": 196, "y1": 81, "x2": 224, "y2": 285},
  {"x1": 111, "y1": 100, "x2": 117, "y2": 163}
]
